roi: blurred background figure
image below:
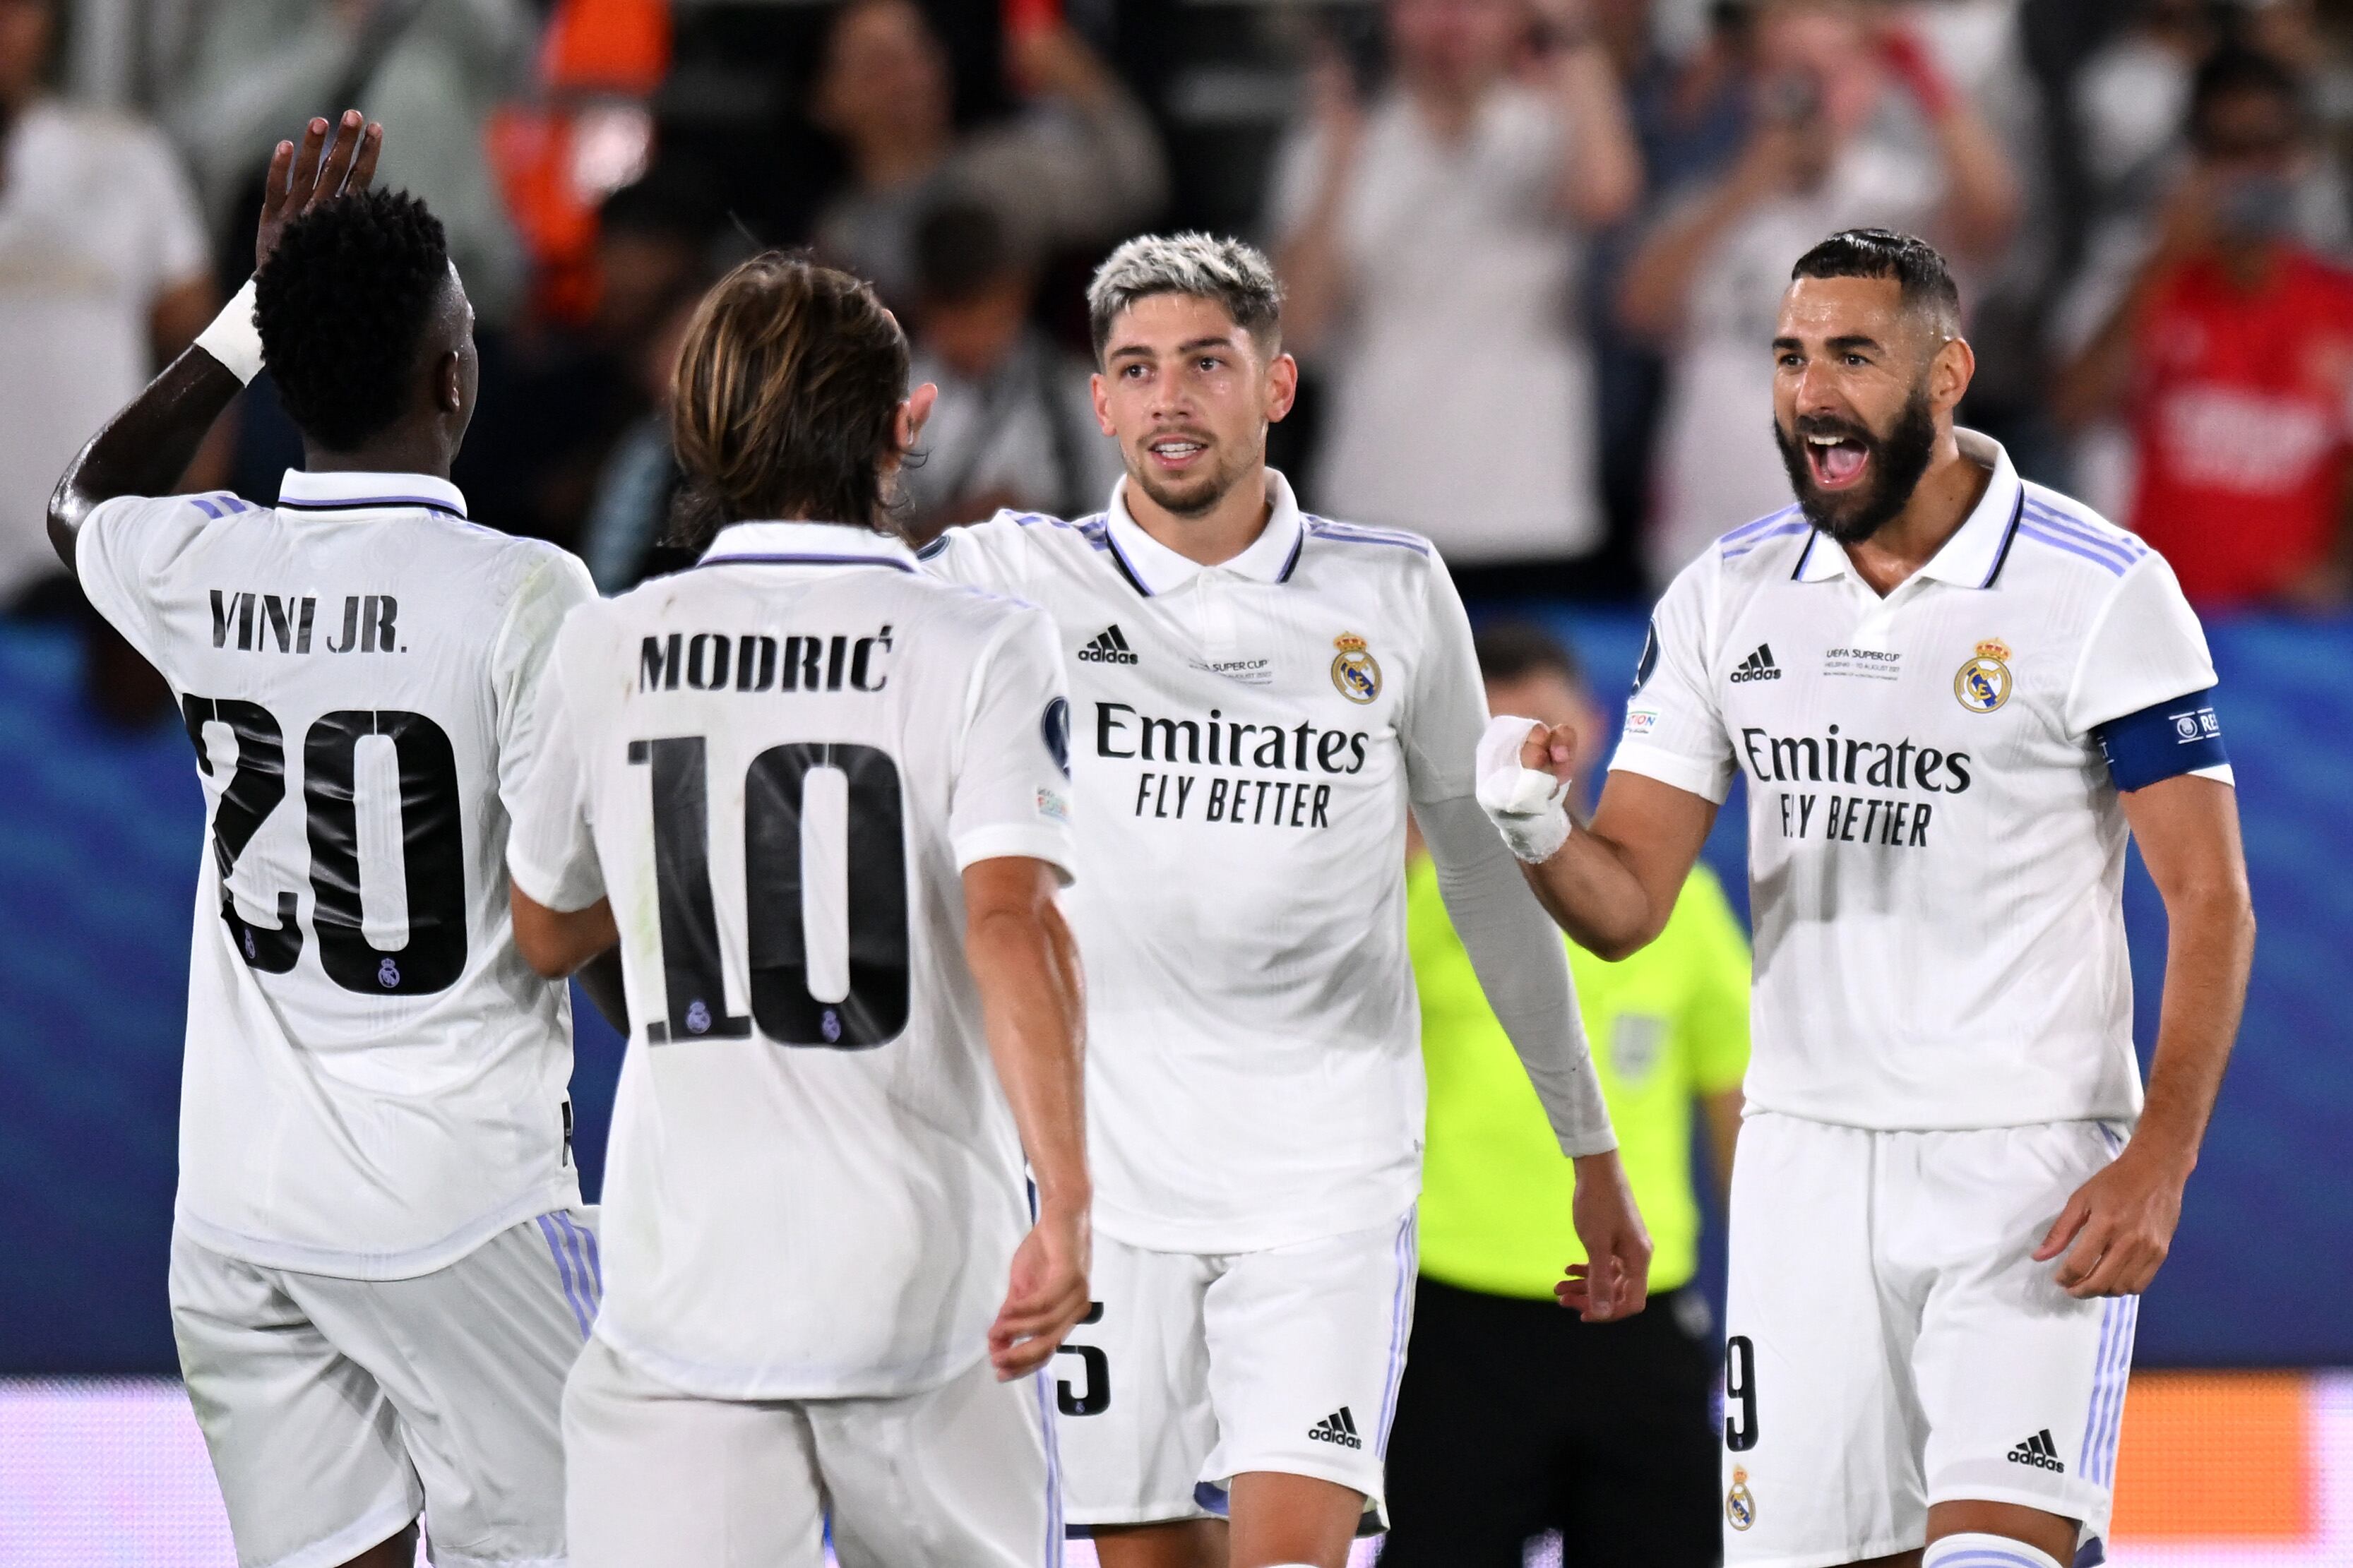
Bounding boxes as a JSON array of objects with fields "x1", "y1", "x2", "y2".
[
  {"x1": 2058, "y1": 45, "x2": 2353, "y2": 611},
  {"x1": 895, "y1": 197, "x2": 1120, "y2": 540},
  {"x1": 1619, "y1": 0, "x2": 2018, "y2": 584},
  {"x1": 160, "y1": 0, "x2": 534, "y2": 328},
  {"x1": 809, "y1": 0, "x2": 1164, "y2": 311},
  {"x1": 0, "y1": 0, "x2": 212, "y2": 724},
  {"x1": 1270, "y1": 0, "x2": 1641, "y2": 600},
  {"x1": 1382, "y1": 621, "x2": 1749, "y2": 1568}
]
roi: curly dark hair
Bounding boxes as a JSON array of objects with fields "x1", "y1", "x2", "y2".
[{"x1": 254, "y1": 188, "x2": 452, "y2": 451}]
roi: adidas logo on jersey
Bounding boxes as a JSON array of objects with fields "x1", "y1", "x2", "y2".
[
  {"x1": 1729, "y1": 643, "x2": 1782, "y2": 683},
  {"x1": 1078, "y1": 625, "x2": 1138, "y2": 665},
  {"x1": 2006, "y1": 1429, "x2": 2065, "y2": 1473},
  {"x1": 1307, "y1": 1407, "x2": 1362, "y2": 1450}
]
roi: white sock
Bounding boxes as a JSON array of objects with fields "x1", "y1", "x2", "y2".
[{"x1": 1924, "y1": 1533, "x2": 2066, "y2": 1568}]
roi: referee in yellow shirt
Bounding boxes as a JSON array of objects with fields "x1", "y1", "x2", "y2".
[{"x1": 1382, "y1": 622, "x2": 1750, "y2": 1567}]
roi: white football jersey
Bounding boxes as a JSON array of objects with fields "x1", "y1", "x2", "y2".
[
  {"x1": 1613, "y1": 431, "x2": 2230, "y2": 1131},
  {"x1": 922, "y1": 471, "x2": 1527, "y2": 1253},
  {"x1": 505, "y1": 521, "x2": 1076, "y2": 1401},
  {"x1": 75, "y1": 470, "x2": 595, "y2": 1277}
]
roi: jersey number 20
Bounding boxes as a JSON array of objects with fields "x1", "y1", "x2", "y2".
[
  {"x1": 633, "y1": 736, "x2": 910, "y2": 1049},
  {"x1": 181, "y1": 697, "x2": 467, "y2": 995}
]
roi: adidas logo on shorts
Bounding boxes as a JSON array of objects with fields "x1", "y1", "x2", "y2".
[
  {"x1": 1307, "y1": 1407, "x2": 1362, "y2": 1450},
  {"x1": 2006, "y1": 1429, "x2": 2066, "y2": 1473},
  {"x1": 1729, "y1": 643, "x2": 1782, "y2": 683},
  {"x1": 1078, "y1": 625, "x2": 1138, "y2": 665}
]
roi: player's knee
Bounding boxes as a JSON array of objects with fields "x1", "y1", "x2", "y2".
[{"x1": 1923, "y1": 1532, "x2": 2063, "y2": 1568}]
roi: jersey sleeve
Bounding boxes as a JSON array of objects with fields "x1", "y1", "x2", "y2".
[
  {"x1": 1609, "y1": 555, "x2": 1737, "y2": 803},
  {"x1": 1399, "y1": 553, "x2": 1487, "y2": 806},
  {"x1": 1669, "y1": 867, "x2": 1753, "y2": 1096},
  {"x1": 2065, "y1": 551, "x2": 2233, "y2": 789},
  {"x1": 917, "y1": 514, "x2": 1035, "y2": 597},
  {"x1": 73, "y1": 493, "x2": 208, "y2": 664},
  {"x1": 504, "y1": 628, "x2": 605, "y2": 913},
  {"x1": 948, "y1": 603, "x2": 1079, "y2": 882},
  {"x1": 490, "y1": 546, "x2": 599, "y2": 820}
]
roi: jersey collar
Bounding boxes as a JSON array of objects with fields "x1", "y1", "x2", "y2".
[
  {"x1": 1100, "y1": 468, "x2": 1306, "y2": 596},
  {"x1": 277, "y1": 469, "x2": 467, "y2": 518},
  {"x1": 698, "y1": 520, "x2": 918, "y2": 573},
  {"x1": 1790, "y1": 428, "x2": 2023, "y2": 590}
]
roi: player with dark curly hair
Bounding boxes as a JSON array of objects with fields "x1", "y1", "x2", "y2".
[{"x1": 49, "y1": 113, "x2": 606, "y2": 1568}]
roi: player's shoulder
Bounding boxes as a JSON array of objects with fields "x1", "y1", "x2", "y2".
[
  {"x1": 1297, "y1": 513, "x2": 1436, "y2": 566},
  {"x1": 1709, "y1": 503, "x2": 1811, "y2": 579},
  {"x1": 86, "y1": 489, "x2": 265, "y2": 566},
  {"x1": 920, "y1": 508, "x2": 1110, "y2": 569},
  {"x1": 2006, "y1": 483, "x2": 2155, "y2": 587}
]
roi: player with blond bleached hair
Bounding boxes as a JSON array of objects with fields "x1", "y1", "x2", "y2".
[{"x1": 921, "y1": 231, "x2": 1650, "y2": 1568}]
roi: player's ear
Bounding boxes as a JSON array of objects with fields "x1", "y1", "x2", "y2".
[
  {"x1": 1264, "y1": 349, "x2": 1299, "y2": 424},
  {"x1": 1090, "y1": 369, "x2": 1114, "y2": 436},
  {"x1": 898, "y1": 382, "x2": 939, "y2": 455},
  {"x1": 1929, "y1": 333, "x2": 1975, "y2": 413},
  {"x1": 433, "y1": 349, "x2": 464, "y2": 416}
]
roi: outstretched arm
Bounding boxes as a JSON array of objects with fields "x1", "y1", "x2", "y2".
[
  {"x1": 964, "y1": 855, "x2": 1092, "y2": 1379},
  {"x1": 48, "y1": 112, "x2": 381, "y2": 570},
  {"x1": 2036, "y1": 775, "x2": 2253, "y2": 1295},
  {"x1": 1418, "y1": 794, "x2": 1652, "y2": 1320}
]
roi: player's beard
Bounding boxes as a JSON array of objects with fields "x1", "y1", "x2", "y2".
[
  {"x1": 1124, "y1": 431, "x2": 1257, "y2": 520},
  {"x1": 1773, "y1": 381, "x2": 1938, "y2": 545}
]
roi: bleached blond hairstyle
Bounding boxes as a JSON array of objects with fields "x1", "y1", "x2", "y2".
[{"x1": 1085, "y1": 232, "x2": 1283, "y2": 364}]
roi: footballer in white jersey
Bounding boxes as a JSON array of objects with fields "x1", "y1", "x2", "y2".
[
  {"x1": 1485, "y1": 231, "x2": 2254, "y2": 1568},
  {"x1": 504, "y1": 256, "x2": 1093, "y2": 1568},
  {"x1": 49, "y1": 120, "x2": 600, "y2": 1568},
  {"x1": 922, "y1": 233, "x2": 1648, "y2": 1568}
]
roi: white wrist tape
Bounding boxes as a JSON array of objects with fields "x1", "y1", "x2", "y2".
[
  {"x1": 193, "y1": 278, "x2": 264, "y2": 385},
  {"x1": 1475, "y1": 714, "x2": 1573, "y2": 863}
]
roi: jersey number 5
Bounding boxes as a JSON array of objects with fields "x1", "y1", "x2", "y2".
[
  {"x1": 181, "y1": 697, "x2": 467, "y2": 995},
  {"x1": 632, "y1": 736, "x2": 911, "y2": 1049}
]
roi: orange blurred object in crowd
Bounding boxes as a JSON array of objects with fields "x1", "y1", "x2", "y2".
[{"x1": 489, "y1": 0, "x2": 673, "y2": 325}]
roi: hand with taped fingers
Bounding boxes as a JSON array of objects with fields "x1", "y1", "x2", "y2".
[
  {"x1": 255, "y1": 109, "x2": 384, "y2": 273},
  {"x1": 2033, "y1": 1138, "x2": 2191, "y2": 1298},
  {"x1": 1476, "y1": 714, "x2": 1577, "y2": 864}
]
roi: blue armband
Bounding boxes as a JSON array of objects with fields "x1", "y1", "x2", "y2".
[{"x1": 2092, "y1": 688, "x2": 2228, "y2": 791}]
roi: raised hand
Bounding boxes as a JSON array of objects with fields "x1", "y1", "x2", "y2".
[{"x1": 254, "y1": 110, "x2": 385, "y2": 274}]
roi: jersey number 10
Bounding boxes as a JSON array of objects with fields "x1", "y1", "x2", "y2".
[{"x1": 631, "y1": 736, "x2": 911, "y2": 1050}]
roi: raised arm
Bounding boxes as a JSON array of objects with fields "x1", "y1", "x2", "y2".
[
  {"x1": 963, "y1": 855, "x2": 1093, "y2": 1378},
  {"x1": 2035, "y1": 774, "x2": 2253, "y2": 1296},
  {"x1": 48, "y1": 112, "x2": 382, "y2": 568}
]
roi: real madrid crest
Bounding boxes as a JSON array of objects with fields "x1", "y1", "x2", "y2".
[
  {"x1": 1953, "y1": 638, "x2": 2013, "y2": 714},
  {"x1": 1330, "y1": 633, "x2": 1381, "y2": 704},
  {"x1": 1726, "y1": 1465, "x2": 1756, "y2": 1531}
]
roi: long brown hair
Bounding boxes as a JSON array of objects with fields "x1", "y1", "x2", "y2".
[{"x1": 667, "y1": 253, "x2": 910, "y2": 549}]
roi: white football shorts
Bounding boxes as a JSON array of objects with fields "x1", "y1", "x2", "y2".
[
  {"x1": 1722, "y1": 1113, "x2": 2138, "y2": 1567},
  {"x1": 562, "y1": 1336, "x2": 1061, "y2": 1567},
  {"x1": 1054, "y1": 1207, "x2": 1417, "y2": 1531},
  {"x1": 170, "y1": 1209, "x2": 600, "y2": 1568}
]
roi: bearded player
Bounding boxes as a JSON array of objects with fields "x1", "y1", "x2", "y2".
[
  {"x1": 921, "y1": 232, "x2": 1650, "y2": 1568},
  {"x1": 1479, "y1": 229, "x2": 2255, "y2": 1568}
]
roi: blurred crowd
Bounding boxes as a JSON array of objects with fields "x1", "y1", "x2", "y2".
[{"x1": 8, "y1": 0, "x2": 2353, "y2": 722}]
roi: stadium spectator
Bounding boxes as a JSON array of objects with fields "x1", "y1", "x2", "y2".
[
  {"x1": 160, "y1": 0, "x2": 534, "y2": 326},
  {"x1": 1583, "y1": 0, "x2": 1754, "y2": 592},
  {"x1": 1381, "y1": 620, "x2": 1748, "y2": 1568},
  {"x1": 1620, "y1": 0, "x2": 2018, "y2": 583},
  {"x1": 0, "y1": 0, "x2": 213, "y2": 724},
  {"x1": 2057, "y1": 47, "x2": 2353, "y2": 609},
  {"x1": 1270, "y1": 0, "x2": 1641, "y2": 595},
  {"x1": 809, "y1": 0, "x2": 1165, "y2": 311},
  {"x1": 898, "y1": 199, "x2": 1120, "y2": 540}
]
